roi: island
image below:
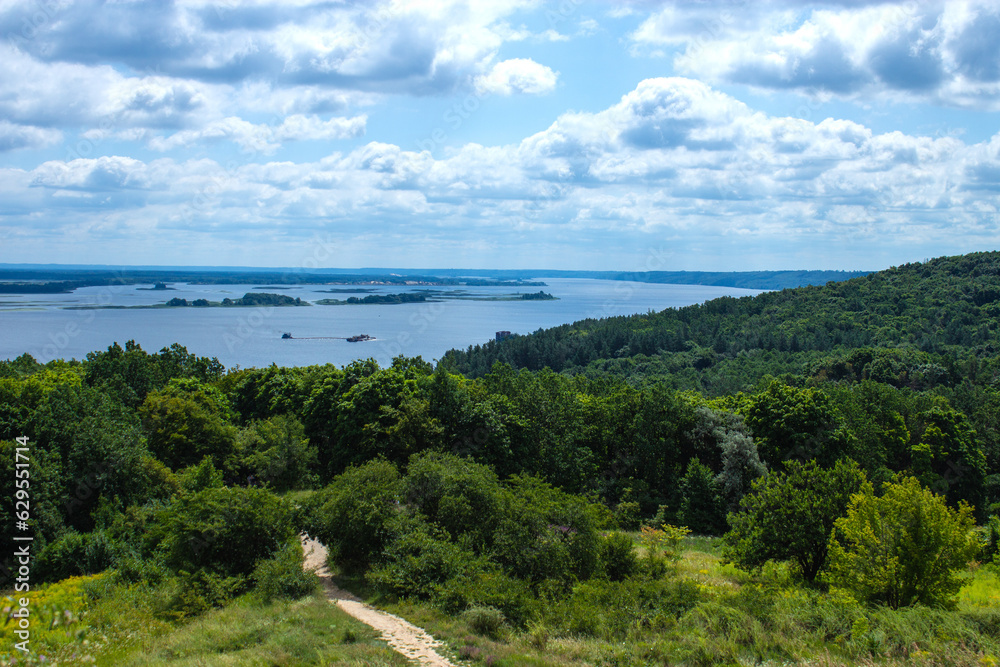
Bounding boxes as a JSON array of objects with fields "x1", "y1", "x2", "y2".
[
  {"x1": 63, "y1": 292, "x2": 311, "y2": 310},
  {"x1": 316, "y1": 289, "x2": 558, "y2": 305},
  {"x1": 518, "y1": 291, "x2": 556, "y2": 300}
]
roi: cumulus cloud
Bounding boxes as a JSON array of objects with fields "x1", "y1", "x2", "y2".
[
  {"x1": 0, "y1": 0, "x2": 549, "y2": 95},
  {"x1": 0, "y1": 121, "x2": 61, "y2": 152},
  {"x1": 13, "y1": 77, "x2": 998, "y2": 265},
  {"x1": 631, "y1": 1, "x2": 1000, "y2": 109},
  {"x1": 474, "y1": 59, "x2": 559, "y2": 95},
  {"x1": 148, "y1": 114, "x2": 366, "y2": 152}
]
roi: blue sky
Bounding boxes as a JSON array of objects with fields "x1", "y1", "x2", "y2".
[{"x1": 1, "y1": 0, "x2": 998, "y2": 271}]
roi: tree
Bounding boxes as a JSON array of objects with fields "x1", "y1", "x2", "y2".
[
  {"x1": 740, "y1": 380, "x2": 851, "y2": 469},
  {"x1": 238, "y1": 415, "x2": 319, "y2": 491},
  {"x1": 825, "y1": 476, "x2": 978, "y2": 609},
  {"x1": 911, "y1": 406, "x2": 986, "y2": 517},
  {"x1": 139, "y1": 378, "x2": 238, "y2": 471},
  {"x1": 677, "y1": 458, "x2": 727, "y2": 534},
  {"x1": 724, "y1": 459, "x2": 866, "y2": 582}
]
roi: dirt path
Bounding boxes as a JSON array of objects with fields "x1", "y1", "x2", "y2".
[{"x1": 301, "y1": 536, "x2": 458, "y2": 667}]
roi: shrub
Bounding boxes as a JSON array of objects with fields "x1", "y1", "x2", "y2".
[
  {"x1": 161, "y1": 569, "x2": 245, "y2": 619},
  {"x1": 438, "y1": 569, "x2": 537, "y2": 628},
  {"x1": 367, "y1": 514, "x2": 484, "y2": 599},
  {"x1": 598, "y1": 532, "x2": 639, "y2": 581},
  {"x1": 35, "y1": 530, "x2": 118, "y2": 583},
  {"x1": 35, "y1": 531, "x2": 89, "y2": 582},
  {"x1": 306, "y1": 458, "x2": 402, "y2": 573},
  {"x1": 402, "y1": 451, "x2": 504, "y2": 549},
  {"x1": 825, "y1": 476, "x2": 979, "y2": 609},
  {"x1": 158, "y1": 486, "x2": 297, "y2": 580},
  {"x1": 678, "y1": 458, "x2": 727, "y2": 534},
  {"x1": 613, "y1": 500, "x2": 641, "y2": 530},
  {"x1": 251, "y1": 540, "x2": 320, "y2": 603},
  {"x1": 492, "y1": 475, "x2": 600, "y2": 586},
  {"x1": 462, "y1": 605, "x2": 507, "y2": 640}
]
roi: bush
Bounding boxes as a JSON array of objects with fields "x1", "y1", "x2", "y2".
[
  {"x1": 438, "y1": 569, "x2": 537, "y2": 628},
  {"x1": 161, "y1": 569, "x2": 245, "y2": 619},
  {"x1": 825, "y1": 476, "x2": 979, "y2": 609},
  {"x1": 462, "y1": 605, "x2": 507, "y2": 640},
  {"x1": 35, "y1": 530, "x2": 118, "y2": 583},
  {"x1": 492, "y1": 475, "x2": 601, "y2": 586},
  {"x1": 367, "y1": 514, "x2": 484, "y2": 599},
  {"x1": 402, "y1": 451, "x2": 504, "y2": 549},
  {"x1": 598, "y1": 532, "x2": 639, "y2": 581},
  {"x1": 306, "y1": 459, "x2": 402, "y2": 573},
  {"x1": 678, "y1": 458, "x2": 727, "y2": 534},
  {"x1": 158, "y1": 486, "x2": 297, "y2": 580},
  {"x1": 613, "y1": 501, "x2": 641, "y2": 530},
  {"x1": 251, "y1": 540, "x2": 320, "y2": 603}
]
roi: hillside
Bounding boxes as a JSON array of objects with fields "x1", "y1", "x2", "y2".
[{"x1": 441, "y1": 252, "x2": 1000, "y2": 392}]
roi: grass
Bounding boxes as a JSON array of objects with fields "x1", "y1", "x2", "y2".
[
  {"x1": 0, "y1": 578, "x2": 409, "y2": 666},
  {"x1": 379, "y1": 535, "x2": 1000, "y2": 667},
  {"x1": 111, "y1": 594, "x2": 409, "y2": 666},
  {"x1": 6, "y1": 537, "x2": 998, "y2": 666}
]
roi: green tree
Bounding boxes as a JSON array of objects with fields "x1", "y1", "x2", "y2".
[
  {"x1": 239, "y1": 415, "x2": 319, "y2": 491},
  {"x1": 740, "y1": 380, "x2": 851, "y2": 469},
  {"x1": 911, "y1": 406, "x2": 986, "y2": 516},
  {"x1": 825, "y1": 476, "x2": 978, "y2": 609},
  {"x1": 305, "y1": 458, "x2": 403, "y2": 573},
  {"x1": 677, "y1": 458, "x2": 727, "y2": 535},
  {"x1": 139, "y1": 378, "x2": 238, "y2": 471},
  {"x1": 724, "y1": 459, "x2": 866, "y2": 582}
]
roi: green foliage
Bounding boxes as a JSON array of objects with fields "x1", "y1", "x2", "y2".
[
  {"x1": 401, "y1": 451, "x2": 504, "y2": 549},
  {"x1": 251, "y1": 540, "x2": 320, "y2": 603},
  {"x1": 492, "y1": 475, "x2": 601, "y2": 587},
  {"x1": 912, "y1": 406, "x2": 987, "y2": 515},
  {"x1": 176, "y1": 456, "x2": 224, "y2": 494},
  {"x1": 740, "y1": 379, "x2": 851, "y2": 468},
  {"x1": 826, "y1": 476, "x2": 979, "y2": 609},
  {"x1": 305, "y1": 458, "x2": 403, "y2": 573},
  {"x1": 34, "y1": 530, "x2": 118, "y2": 582},
  {"x1": 461, "y1": 605, "x2": 508, "y2": 640},
  {"x1": 84, "y1": 341, "x2": 223, "y2": 409},
  {"x1": 162, "y1": 569, "x2": 245, "y2": 619},
  {"x1": 678, "y1": 458, "x2": 727, "y2": 534},
  {"x1": 597, "y1": 532, "x2": 639, "y2": 581},
  {"x1": 157, "y1": 486, "x2": 297, "y2": 582},
  {"x1": 238, "y1": 414, "x2": 319, "y2": 491},
  {"x1": 724, "y1": 459, "x2": 867, "y2": 582},
  {"x1": 367, "y1": 513, "x2": 484, "y2": 599},
  {"x1": 140, "y1": 378, "x2": 238, "y2": 471}
]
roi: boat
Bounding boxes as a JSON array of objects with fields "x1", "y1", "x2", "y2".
[
  {"x1": 281, "y1": 332, "x2": 292, "y2": 339},
  {"x1": 347, "y1": 334, "x2": 375, "y2": 342}
]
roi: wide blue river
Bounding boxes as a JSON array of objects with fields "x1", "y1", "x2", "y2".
[{"x1": 0, "y1": 279, "x2": 761, "y2": 369}]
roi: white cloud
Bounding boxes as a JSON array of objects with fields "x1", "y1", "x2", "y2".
[
  {"x1": 630, "y1": 1, "x2": 1000, "y2": 109},
  {"x1": 0, "y1": 121, "x2": 61, "y2": 152},
  {"x1": 148, "y1": 114, "x2": 366, "y2": 152},
  {"x1": 475, "y1": 58, "x2": 559, "y2": 96},
  {"x1": 15, "y1": 78, "x2": 999, "y2": 255}
]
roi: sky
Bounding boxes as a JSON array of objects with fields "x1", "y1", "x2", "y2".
[{"x1": 1, "y1": 0, "x2": 998, "y2": 272}]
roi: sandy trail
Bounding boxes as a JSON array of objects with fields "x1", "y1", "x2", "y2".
[{"x1": 301, "y1": 536, "x2": 457, "y2": 667}]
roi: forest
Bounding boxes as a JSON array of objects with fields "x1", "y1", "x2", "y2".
[{"x1": 1, "y1": 251, "x2": 999, "y2": 665}]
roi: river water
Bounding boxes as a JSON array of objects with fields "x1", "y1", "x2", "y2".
[{"x1": 0, "y1": 279, "x2": 761, "y2": 369}]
